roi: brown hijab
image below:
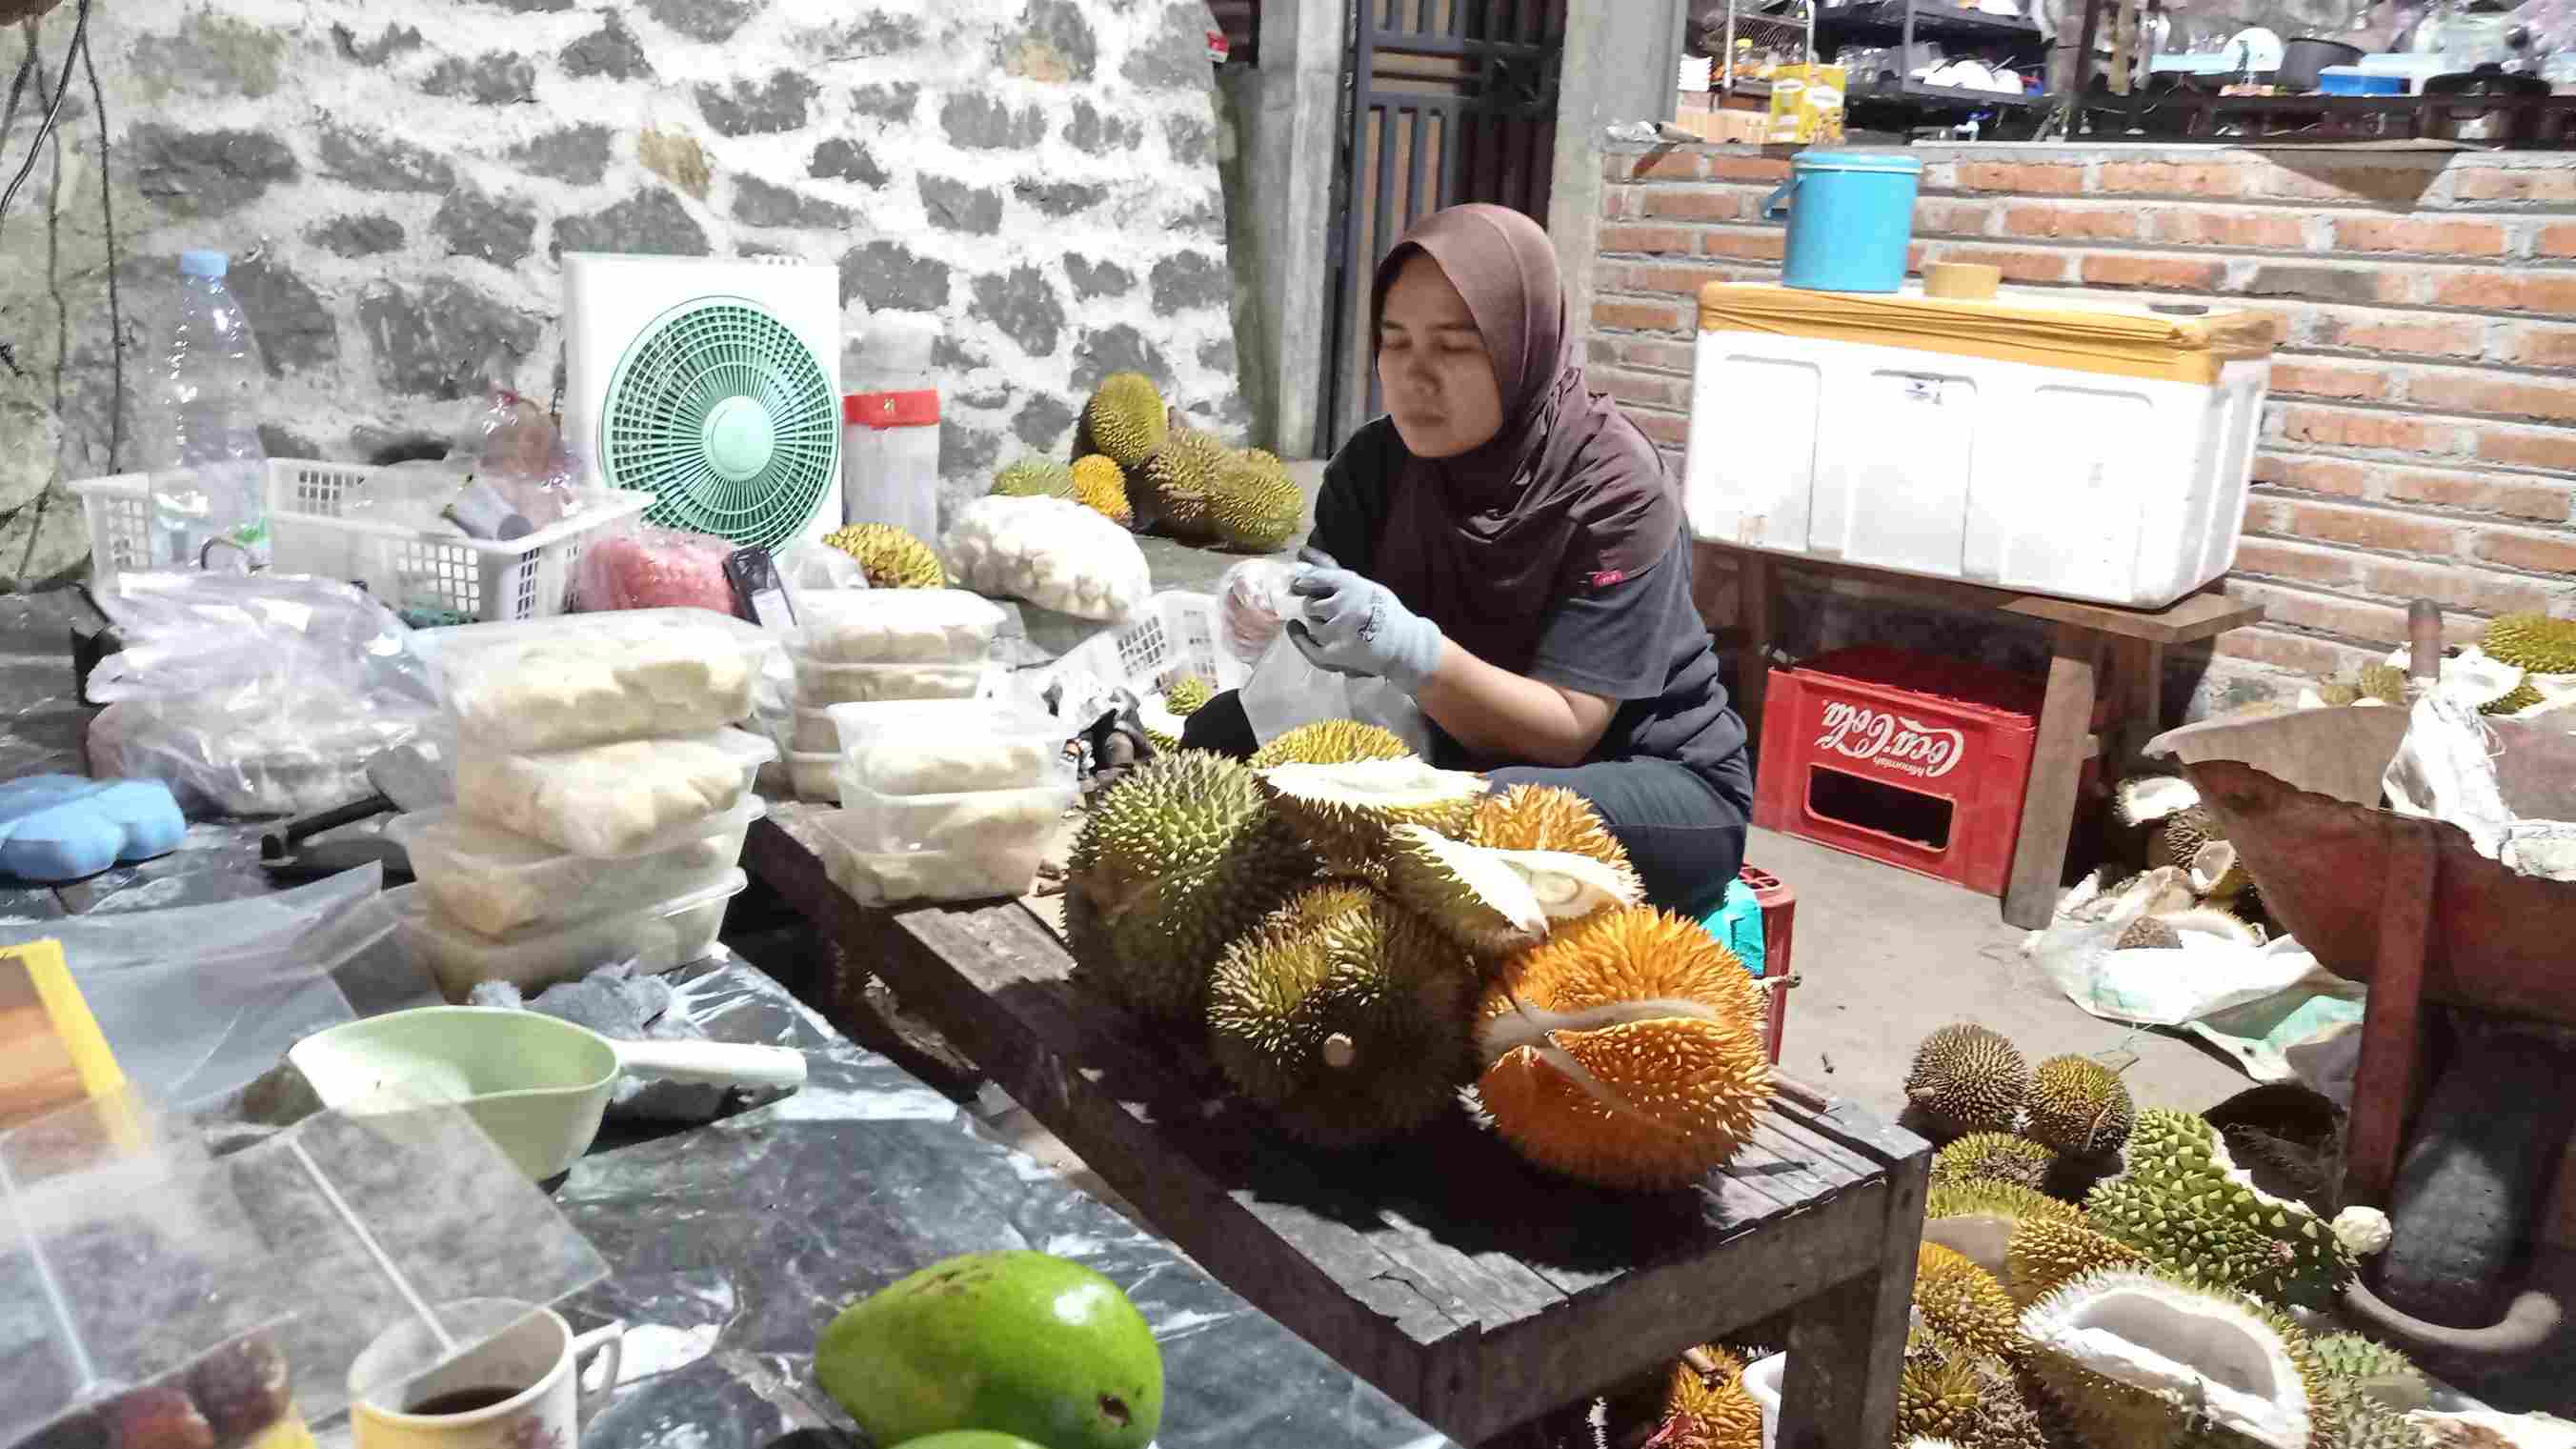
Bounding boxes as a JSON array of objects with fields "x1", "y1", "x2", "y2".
[{"x1": 1366, "y1": 204, "x2": 1680, "y2": 674}]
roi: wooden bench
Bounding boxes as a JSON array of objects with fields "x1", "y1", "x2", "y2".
[
  {"x1": 1708, "y1": 545, "x2": 2265, "y2": 931},
  {"x1": 747, "y1": 805, "x2": 1932, "y2": 1449}
]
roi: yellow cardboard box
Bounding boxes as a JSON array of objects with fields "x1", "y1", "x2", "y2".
[{"x1": 1765, "y1": 64, "x2": 1846, "y2": 145}]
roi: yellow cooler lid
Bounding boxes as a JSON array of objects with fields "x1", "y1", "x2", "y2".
[{"x1": 1697, "y1": 281, "x2": 2276, "y2": 385}]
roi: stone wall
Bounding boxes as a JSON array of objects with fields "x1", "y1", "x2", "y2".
[
  {"x1": 0, "y1": 0, "x2": 1243, "y2": 585},
  {"x1": 1587, "y1": 140, "x2": 2576, "y2": 719}
]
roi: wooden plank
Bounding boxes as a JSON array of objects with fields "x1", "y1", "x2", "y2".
[
  {"x1": 1737, "y1": 553, "x2": 1779, "y2": 732},
  {"x1": 1761, "y1": 1110, "x2": 1882, "y2": 1183},
  {"x1": 2002, "y1": 589, "x2": 2264, "y2": 644},
  {"x1": 2002, "y1": 622, "x2": 2103, "y2": 931},
  {"x1": 1775, "y1": 1133, "x2": 1926, "y2": 1449},
  {"x1": 2113, "y1": 635, "x2": 2164, "y2": 765},
  {"x1": 1746, "y1": 1121, "x2": 1856, "y2": 1202}
]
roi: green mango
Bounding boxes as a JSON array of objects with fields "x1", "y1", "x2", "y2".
[
  {"x1": 816, "y1": 1251, "x2": 1163, "y2": 1449},
  {"x1": 894, "y1": 1436, "x2": 1052, "y2": 1449}
]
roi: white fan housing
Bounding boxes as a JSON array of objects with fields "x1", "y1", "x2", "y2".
[{"x1": 562, "y1": 253, "x2": 844, "y2": 549}]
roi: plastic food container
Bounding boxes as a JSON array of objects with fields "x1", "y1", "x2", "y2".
[
  {"x1": 784, "y1": 750, "x2": 840, "y2": 801},
  {"x1": 813, "y1": 811, "x2": 1048, "y2": 906},
  {"x1": 792, "y1": 588, "x2": 1006, "y2": 664},
  {"x1": 390, "y1": 869, "x2": 750, "y2": 999},
  {"x1": 833, "y1": 775, "x2": 1077, "y2": 855},
  {"x1": 828, "y1": 699, "x2": 1071, "y2": 795},
  {"x1": 783, "y1": 701, "x2": 841, "y2": 754},
  {"x1": 454, "y1": 728, "x2": 777, "y2": 858},
  {"x1": 790, "y1": 651, "x2": 992, "y2": 705},
  {"x1": 421, "y1": 608, "x2": 771, "y2": 754},
  {"x1": 384, "y1": 797, "x2": 765, "y2": 938}
]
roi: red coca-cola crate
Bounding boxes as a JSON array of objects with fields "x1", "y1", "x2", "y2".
[{"x1": 1753, "y1": 646, "x2": 2052, "y2": 897}]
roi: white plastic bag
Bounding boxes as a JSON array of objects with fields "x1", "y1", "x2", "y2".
[
  {"x1": 941, "y1": 495, "x2": 1149, "y2": 623},
  {"x1": 1238, "y1": 635, "x2": 1434, "y2": 757},
  {"x1": 1217, "y1": 557, "x2": 1296, "y2": 666}
]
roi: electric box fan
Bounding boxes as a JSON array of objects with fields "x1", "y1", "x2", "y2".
[{"x1": 562, "y1": 253, "x2": 843, "y2": 549}]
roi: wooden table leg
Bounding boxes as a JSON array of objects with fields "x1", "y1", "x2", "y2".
[
  {"x1": 1775, "y1": 1157, "x2": 1925, "y2": 1449},
  {"x1": 2114, "y1": 636, "x2": 2163, "y2": 765},
  {"x1": 2002, "y1": 623, "x2": 2103, "y2": 931},
  {"x1": 1737, "y1": 553, "x2": 1780, "y2": 735}
]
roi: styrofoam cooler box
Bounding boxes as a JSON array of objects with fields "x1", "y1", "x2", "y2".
[{"x1": 1681, "y1": 282, "x2": 2274, "y2": 609}]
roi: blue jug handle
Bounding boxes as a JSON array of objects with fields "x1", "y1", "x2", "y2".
[{"x1": 1761, "y1": 175, "x2": 1798, "y2": 220}]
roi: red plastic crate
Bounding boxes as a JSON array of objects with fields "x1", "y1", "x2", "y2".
[
  {"x1": 1740, "y1": 864, "x2": 1795, "y2": 1063},
  {"x1": 1753, "y1": 646, "x2": 2048, "y2": 898}
]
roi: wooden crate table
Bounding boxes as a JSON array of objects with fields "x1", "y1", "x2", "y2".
[
  {"x1": 748, "y1": 805, "x2": 1931, "y2": 1449},
  {"x1": 1710, "y1": 545, "x2": 2264, "y2": 931}
]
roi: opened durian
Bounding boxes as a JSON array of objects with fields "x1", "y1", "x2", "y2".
[
  {"x1": 1924, "y1": 1180, "x2": 2083, "y2": 1292},
  {"x1": 1246, "y1": 719, "x2": 1415, "y2": 770},
  {"x1": 992, "y1": 455, "x2": 1077, "y2": 499},
  {"x1": 1137, "y1": 425, "x2": 1228, "y2": 538},
  {"x1": 1081, "y1": 372, "x2": 1168, "y2": 468},
  {"x1": 1932, "y1": 1133, "x2": 2059, "y2": 1192},
  {"x1": 2481, "y1": 612, "x2": 2576, "y2": 675},
  {"x1": 1065, "y1": 751, "x2": 1315, "y2": 1023},
  {"x1": 1915, "y1": 1242, "x2": 2025, "y2": 1361},
  {"x1": 823, "y1": 523, "x2": 946, "y2": 589},
  {"x1": 1258, "y1": 757, "x2": 1486, "y2": 875},
  {"x1": 1164, "y1": 673, "x2": 1213, "y2": 717},
  {"x1": 2023, "y1": 1055, "x2": 2136, "y2": 1157},
  {"x1": 2324, "y1": 1380, "x2": 2429, "y2": 1449},
  {"x1": 1204, "y1": 882, "x2": 1476, "y2": 1146},
  {"x1": 1485, "y1": 847, "x2": 1641, "y2": 924},
  {"x1": 2085, "y1": 1108, "x2": 2354, "y2": 1309},
  {"x1": 1379, "y1": 825, "x2": 1549, "y2": 958},
  {"x1": 1656, "y1": 1343, "x2": 1764, "y2": 1449},
  {"x1": 1904, "y1": 1024, "x2": 2030, "y2": 1137},
  {"x1": 1468, "y1": 785, "x2": 1644, "y2": 903},
  {"x1": 2004, "y1": 1213, "x2": 2146, "y2": 1308},
  {"x1": 1209, "y1": 448, "x2": 1303, "y2": 553},
  {"x1": 1473, "y1": 907, "x2": 1773, "y2": 1189},
  {"x1": 1071, "y1": 453, "x2": 1135, "y2": 527},
  {"x1": 2020, "y1": 1266, "x2": 2333, "y2": 1449}
]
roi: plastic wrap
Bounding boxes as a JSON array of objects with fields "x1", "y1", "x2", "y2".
[
  {"x1": 1237, "y1": 635, "x2": 1435, "y2": 757},
  {"x1": 789, "y1": 651, "x2": 992, "y2": 706},
  {"x1": 574, "y1": 524, "x2": 738, "y2": 614},
  {"x1": 0, "y1": 1088, "x2": 607, "y2": 1448},
  {"x1": 1218, "y1": 558, "x2": 1297, "y2": 666},
  {"x1": 453, "y1": 730, "x2": 774, "y2": 858},
  {"x1": 384, "y1": 798, "x2": 762, "y2": 938},
  {"x1": 774, "y1": 538, "x2": 870, "y2": 600},
  {"x1": 941, "y1": 495, "x2": 1150, "y2": 623},
  {"x1": 471, "y1": 388, "x2": 580, "y2": 529},
  {"x1": 423, "y1": 609, "x2": 765, "y2": 755},
  {"x1": 389, "y1": 871, "x2": 749, "y2": 999},
  {"x1": 830, "y1": 699, "x2": 1071, "y2": 795},
  {"x1": 83, "y1": 574, "x2": 440, "y2": 818},
  {"x1": 835, "y1": 776, "x2": 1078, "y2": 855},
  {"x1": 792, "y1": 588, "x2": 1006, "y2": 664}
]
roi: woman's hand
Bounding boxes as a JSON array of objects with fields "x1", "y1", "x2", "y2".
[{"x1": 1285, "y1": 548, "x2": 1445, "y2": 695}]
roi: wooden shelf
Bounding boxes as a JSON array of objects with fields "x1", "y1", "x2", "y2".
[
  {"x1": 1847, "y1": 77, "x2": 2042, "y2": 107},
  {"x1": 1819, "y1": 0, "x2": 2043, "y2": 42}
]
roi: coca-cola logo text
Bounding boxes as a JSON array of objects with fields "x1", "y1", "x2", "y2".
[{"x1": 1814, "y1": 701, "x2": 1965, "y2": 779}]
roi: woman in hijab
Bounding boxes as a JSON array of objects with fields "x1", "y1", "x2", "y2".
[{"x1": 1183, "y1": 203, "x2": 1753, "y2": 916}]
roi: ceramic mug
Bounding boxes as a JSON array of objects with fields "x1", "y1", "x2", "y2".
[{"x1": 349, "y1": 1298, "x2": 623, "y2": 1449}]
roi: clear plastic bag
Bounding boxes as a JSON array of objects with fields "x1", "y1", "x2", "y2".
[
  {"x1": 1217, "y1": 558, "x2": 1296, "y2": 667},
  {"x1": 1237, "y1": 635, "x2": 1434, "y2": 756},
  {"x1": 574, "y1": 523, "x2": 738, "y2": 614},
  {"x1": 83, "y1": 573, "x2": 440, "y2": 817},
  {"x1": 774, "y1": 537, "x2": 870, "y2": 604},
  {"x1": 470, "y1": 388, "x2": 580, "y2": 529},
  {"x1": 941, "y1": 496, "x2": 1150, "y2": 623}
]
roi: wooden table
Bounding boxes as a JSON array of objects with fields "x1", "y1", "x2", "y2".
[
  {"x1": 1712, "y1": 546, "x2": 2264, "y2": 932},
  {"x1": 747, "y1": 806, "x2": 1931, "y2": 1449}
]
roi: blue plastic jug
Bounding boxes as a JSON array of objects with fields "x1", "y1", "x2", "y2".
[{"x1": 1762, "y1": 150, "x2": 1923, "y2": 294}]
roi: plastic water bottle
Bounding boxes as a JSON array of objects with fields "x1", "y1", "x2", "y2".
[{"x1": 148, "y1": 250, "x2": 272, "y2": 569}]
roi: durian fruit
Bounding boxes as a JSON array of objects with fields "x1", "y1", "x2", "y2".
[
  {"x1": 2163, "y1": 904, "x2": 2264, "y2": 947},
  {"x1": 1913, "y1": 1242, "x2": 2025, "y2": 1362},
  {"x1": 2190, "y1": 840, "x2": 2254, "y2": 902},
  {"x1": 2312, "y1": 1333, "x2": 2428, "y2": 1412},
  {"x1": 2023, "y1": 1056, "x2": 2136, "y2": 1158},
  {"x1": 1486, "y1": 847, "x2": 1641, "y2": 924},
  {"x1": 1467, "y1": 785, "x2": 1644, "y2": 904},
  {"x1": 1257, "y1": 758, "x2": 1486, "y2": 875},
  {"x1": 1208, "y1": 448, "x2": 1303, "y2": 553},
  {"x1": 822, "y1": 523, "x2": 945, "y2": 589},
  {"x1": 2482, "y1": 679, "x2": 2546, "y2": 716},
  {"x1": 1903, "y1": 1024, "x2": 2030, "y2": 1137},
  {"x1": 2113, "y1": 775, "x2": 2201, "y2": 830},
  {"x1": 1958, "y1": 1349, "x2": 2051, "y2": 1449},
  {"x1": 1137, "y1": 425, "x2": 1228, "y2": 538},
  {"x1": 2356, "y1": 661, "x2": 2407, "y2": 706},
  {"x1": 1246, "y1": 719, "x2": 1414, "y2": 771},
  {"x1": 2085, "y1": 1108, "x2": 2355, "y2": 1310},
  {"x1": 2323, "y1": 1380, "x2": 2428, "y2": 1449},
  {"x1": 1655, "y1": 1343, "x2": 1763, "y2": 1449},
  {"x1": 991, "y1": 455, "x2": 1077, "y2": 499},
  {"x1": 2005, "y1": 1213, "x2": 2145, "y2": 1307},
  {"x1": 1143, "y1": 727, "x2": 1180, "y2": 755},
  {"x1": 1924, "y1": 1180, "x2": 2082, "y2": 1290},
  {"x1": 2481, "y1": 612, "x2": 2576, "y2": 674},
  {"x1": 2159, "y1": 806, "x2": 2221, "y2": 873},
  {"x1": 1070, "y1": 453, "x2": 1134, "y2": 527},
  {"x1": 2020, "y1": 1266, "x2": 2333, "y2": 1449},
  {"x1": 1896, "y1": 1332, "x2": 1987, "y2": 1445},
  {"x1": 2115, "y1": 916, "x2": 2183, "y2": 951},
  {"x1": 1064, "y1": 751, "x2": 1316, "y2": 1024},
  {"x1": 1164, "y1": 673, "x2": 1213, "y2": 717},
  {"x1": 1204, "y1": 882, "x2": 1476, "y2": 1147},
  {"x1": 1082, "y1": 372, "x2": 1168, "y2": 468},
  {"x1": 1931, "y1": 1133, "x2": 2059, "y2": 1192},
  {"x1": 1379, "y1": 825, "x2": 1548, "y2": 959},
  {"x1": 2318, "y1": 680, "x2": 2365, "y2": 708},
  {"x1": 1473, "y1": 907, "x2": 1774, "y2": 1190}
]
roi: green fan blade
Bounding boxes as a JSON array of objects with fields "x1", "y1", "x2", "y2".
[{"x1": 599, "y1": 297, "x2": 839, "y2": 550}]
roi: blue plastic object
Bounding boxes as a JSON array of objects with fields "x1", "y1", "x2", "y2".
[
  {"x1": 0, "y1": 775, "x2": 186, "y2": 883},
  {"x1": 2318, "y1": 66, "x2": 2403, "y2": 94},
  {"x1": 1762, "y1": 150, "x2": 1923, "y2": 294},
  {"x1": 1699, "y1": 876, "x2": 1767, "y2": 980}
]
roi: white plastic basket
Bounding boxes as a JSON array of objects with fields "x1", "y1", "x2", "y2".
[
  {"x1": 71, "y1": 460, "x2": 654, "y2": 623},
  {"x1": 1029, "y1": 590, "x2": 1246, "y2": 710}
]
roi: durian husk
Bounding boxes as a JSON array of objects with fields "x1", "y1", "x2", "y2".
[
  {"x1": 1467, "y1": 785, "x2": 1644, "y2": 903},
  {"x1": 1246, "y1": 719, "x2": 1414, "y2": 771},
  {"x1": 1473, "y1": 907, "x2": 1773, "y2": 1189},
  {"x1": 1378, "y1": 825, "x2": 1549, "y2": 959},
  {"x1": 2004, "y1": 1213, "x2": 2146, "y2": 1307},
  {"x1": 1914, "y1": 1242, "x2": 2026, "y2": 1361},
  {"x1": 1071, "y1": 453, "x2": 1135, "y2": 527},
  {"x1": 2019, "y1": 1266, "x2": 2333, "y2": 1449},
  {"x1": 1657, "y1": 1343, "x2": 1764, "y2": 1449},
  {"x1": 2481, "y1": 612, "x2": 2576, "y2": 675},
  {"x1": 1903, "y1": 1023, "x2": 2030, "y2": 1137},
  {"x1": 992, "y1": 455, "x2": 1077, "y2": 499},
  {"x1": 1082, "y1": 372, "x2": 1168, "y2": 468},
  {"x1": 1164, "y1": 673, "x2": 1214, "y2": 717},
  {"x1": 2023, "y1": 1055, "x2": 2136, "y2": 1157},
  {"x1": 1257, "y1": 758, "x2": 1486, "y2": 875},
  {"x1": 1896, "y1": 1332, "x2": 1987, "y2": 1445},
  {"x1": 1138, "y1": 425, "x2": 1229, "y2": 538},
  {"x1": 2084, "y1": 1108, "x2": 2354, "y2": 1310},
  {"x1": 821, "y1": 523, "x2": 945, "y2": 589},
  {"x1": 1208, "y1": 447, "x2": 1304, "y2": 553},
  {"x1": 1204, "y1": 882, "x2": 1478, "y2": 1147},
  {"x1": 2114, "y1": 915, "x2": 2184, "y2": 950},
  {"x1": 1931, "y1": 1132, "x2": 2059, "y2": 1192}
]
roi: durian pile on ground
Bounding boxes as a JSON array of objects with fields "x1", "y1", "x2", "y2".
[
  {"x1": 2308, "y1": 613, "x2": 2576, "y2": 719},
  {"x1": 2106, "y1": 775, "x2": 2271, "y2": 944},
  {"x1": 1061, "y1": 731, "x2": 1778, "y2": 1182},
  {"x1": 1013, "y1": 372, "x2": 1302, "y2": 553}
]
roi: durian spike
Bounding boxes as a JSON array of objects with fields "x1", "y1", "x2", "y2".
[{"x1": 1321, "y1": 1033, "x2": 1357, "y2": 1069}]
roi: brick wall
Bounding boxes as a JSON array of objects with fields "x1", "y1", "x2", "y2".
[{"x1": 1591, "y1": 141, "x2": 2576, "y2": 713}]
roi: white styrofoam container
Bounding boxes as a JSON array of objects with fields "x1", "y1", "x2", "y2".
[{"x1": 1681, "y1": 285, "x2": 2272, "y2": 610}]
